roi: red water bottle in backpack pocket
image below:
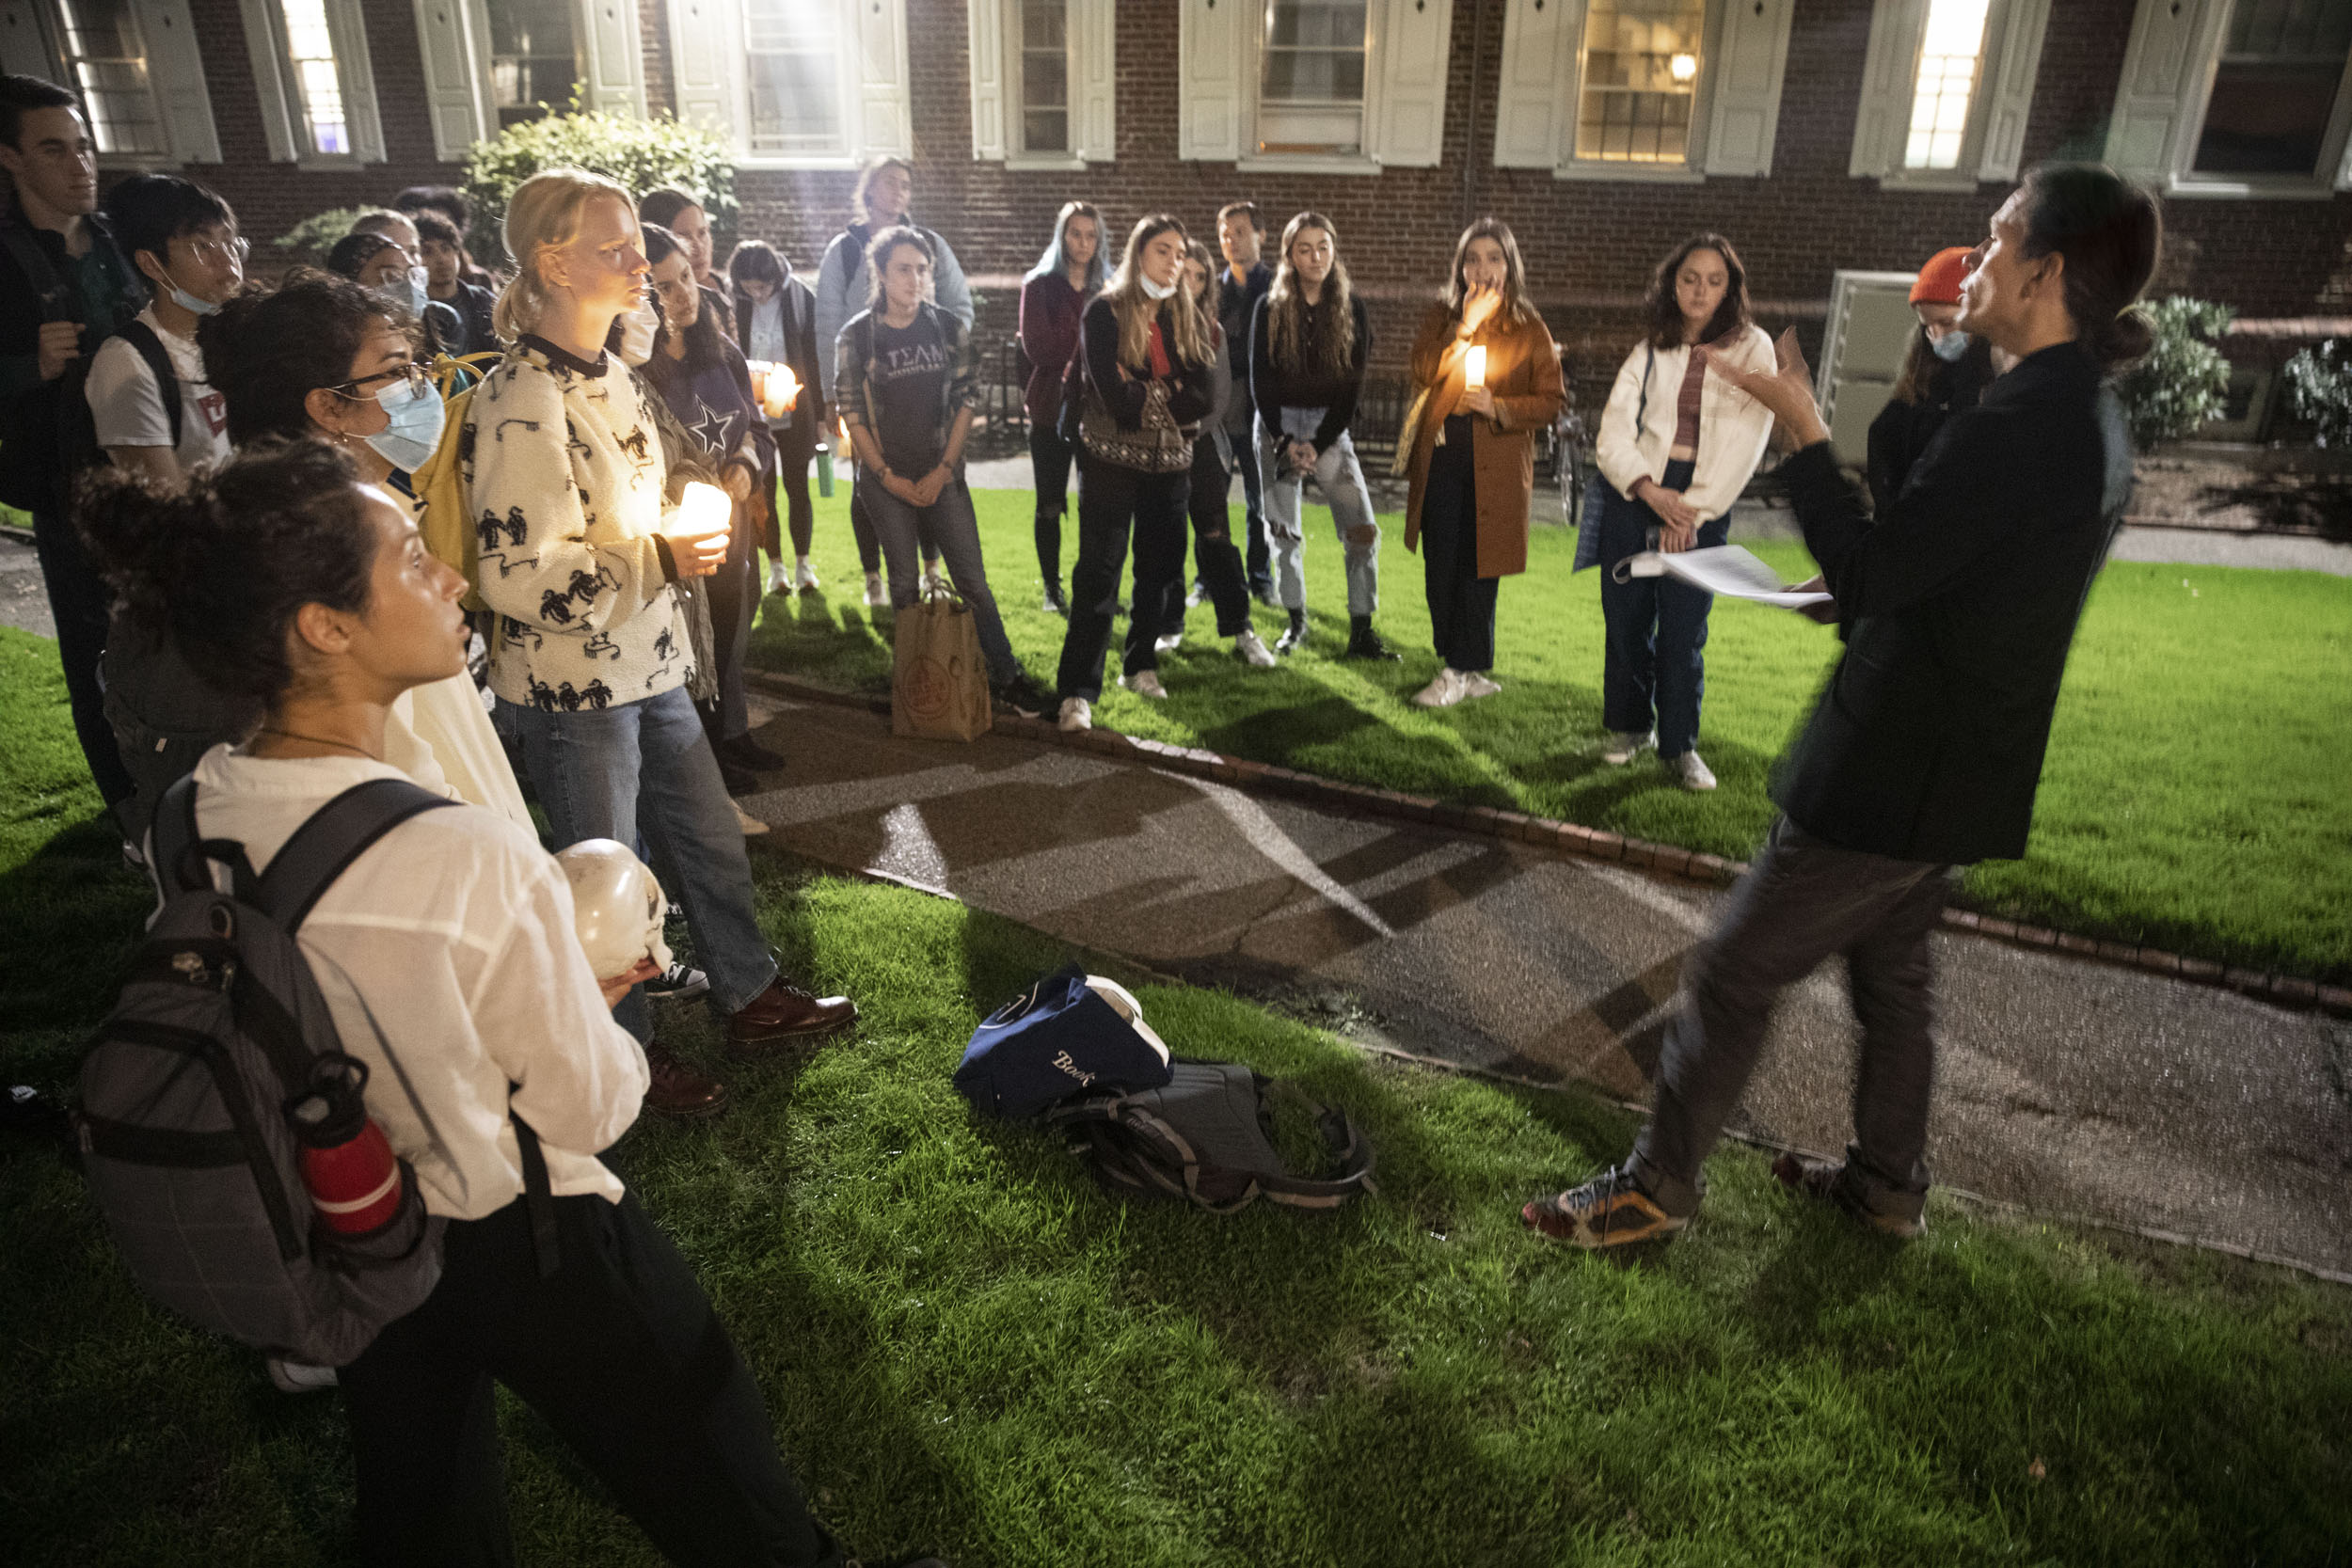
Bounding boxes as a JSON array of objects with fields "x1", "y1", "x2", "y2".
[{"x1": 284, "y1": 1054, "x2": 405, "y2": 1236}]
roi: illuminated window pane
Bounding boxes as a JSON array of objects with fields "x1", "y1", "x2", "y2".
[
  {"x1": 1901, "y1": 0, "x2": 1990, "y2": 170},
  {"x1": 56, "y1": 0, "x2": 167, "y2": 155},
  {"x1": 487, "y1": 0, "x2": 581, "y2": 129},
  {"x1": 1259, "y1": 1, "x2": 1366, "y2": 154},
  {"x1": 1020, "y1": 0, "x2": 1068, "y2": 152},
  {"x1": 1573, "y1": 0, "x2": 1705, "y2": 164},
  {"x1": 2192, "y1": 0, "x2": 2352, "y2": 177},
  {"x1": 276, "y1": 0, "x2": 348, "y2": 155},
  {"x1": 747, "y1": 0, "x2": 843, "y2": 154}
]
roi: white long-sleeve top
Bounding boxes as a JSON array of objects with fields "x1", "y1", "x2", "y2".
[
  {"x1": 467, "y1": 338, "x2": 693, "y2": 712},
  {"x1": 1594, "y1": 324, "x2": 1778, "y2": 524},
  {"x1": 177, "y1": 746, "x2": 649, "y2": 1219}
]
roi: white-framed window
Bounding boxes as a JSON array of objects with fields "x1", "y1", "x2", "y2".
[
  {"x1": 2107, "y1": 0, "x2": 2352, "y2": 198},
  {"x1": 666, "y1": 0, "x2": 909, "y2": 170},
  {"x1": 236, "y1": 0, "x2": 384, "y2": 164},
  {"x1": 1490, "y1": 0, "x2": 1797, "y2": 182},
  {"x1": 0, "y1": 0, "x2": 221, "y2": 166},
  {"x1": 411, "y1": 0, "x2": 645, "y2": 163},
  {"x1": 968, "y1": 0, "x2": 1114, "y2": 166},
  {"x1": 1849, "y1": 0, "x2": 2051, "y2": 188},
  {"x1": 1177, "y1": 0, "x2": 1451, "y2": 174}
]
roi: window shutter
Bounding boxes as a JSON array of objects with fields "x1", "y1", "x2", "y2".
[
  {"x1": 410, "y1": 0, "x2": 485, "y2": 163},
  {"x1": 2104, "y1": 0, "x2": 2215, "y2": 181},
  {"x1": 233, "y1": 0, "x2": 298, "y2": 161},
  {"x1": 1975, "y1": 0, "x2": 2048, "y2": 182},
  {"x1": 968, "y1": 0, "x2": 1007, "y2": 161},
  {"x1": 1849, "y1": 0, "x2": 1925, "y2": 179},
  {"x1": 667, "y1": 0, "x2": 739, "y2": 137},
  {"x1": 1177, "y1": 0, "x2": 1242, "y2": 162},
  {"x1": 325, "y1": 0, "x2": 385, "y2": 162},
  {"x1": 128, "y1": 0, "x2": 222, "y2": 164},
  {"x1": 1492, "y1": 0, "x2": 1576, "y2": 169},
  {"x1": 0, "y1": 2, "x2": 60, "y2": 79},
  {"x1": 1370, "y1": 0, "x2": 1452, "y2": 167},
  {"x1": 1073, "y1": 0, "x2": 1116, "y2": 163},
  {"x1": 581, "y1": 0, "x2": 647, "y2": 116},
  {"x1": 854, "y1": 0, "x2": 913, "y2": 157},
  {"x1": 1704, "y1": 0, "x2": 1793, "y2": 176}
]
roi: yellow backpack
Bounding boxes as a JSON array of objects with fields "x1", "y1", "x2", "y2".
[{"x1": 409, "y1": 350, "x2": 504, "y2": 611}]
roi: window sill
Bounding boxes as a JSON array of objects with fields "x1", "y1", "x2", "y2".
[
  {"x1": 2160, "y1": 173, "x2": 2344, "y2": 201},
  {"x1": 733, "y1": 152, "x2": 865, "y2": 172},
  {"x1": 98, "y1": 151, "x2": 189, "y2": 172},
  {"x1": 1002, "y1": 152, "x2": 1092, "y2": 172},
  {"x1": 1871, "y1": 168, "x2": 1987, "y2": 193},
  {"x1": 1551, "y1": 162, "x2": 1707, "y2": 185},
  {"x1": 1236, "y1": 152, "x2": 1384, "y2": 177}
]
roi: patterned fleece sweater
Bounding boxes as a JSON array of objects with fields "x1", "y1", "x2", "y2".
[{"x1": 466, "y1": 336, "x2": 693, "y2": 713}]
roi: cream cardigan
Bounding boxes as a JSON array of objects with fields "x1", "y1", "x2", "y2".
[{"x1": 1595, "y1": 324, "x2": 1778, "y2": 524}]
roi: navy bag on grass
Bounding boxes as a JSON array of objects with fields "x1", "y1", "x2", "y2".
[{"x1": 954, "y1": 963, "x2": 1173, "y2": 1118}]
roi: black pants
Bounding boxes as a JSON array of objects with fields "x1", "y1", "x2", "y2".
[
  {"x1": 32, "y1": 507, "x2": 133, "y2": 808},
  {"x1": 766, "y1": 429, "x2": 815, "y2": 560},
  {"x1": 1165, "y1": 438, "x2": 1254, "y2": 639},
  {"x1": 341, "y1": 1190, "x2": 840, "y2": 1568},
  {"x1": 1232, "y1": 417, "x2": 1273, "y2": 594},
  {"x1": 699, "y1": 540, "x2": 755, "y2": 744},
  {"x1": 1056, "y1": 452, "x2": 1189, "y2": 701},
  {"x1": 1029, "y1": 423, "x2": 1075, "y2": 586},
  {"x1": 849, "y1": 481, "x2": 937, "y2": 578},
  {"x1": 1418, "y1": 447, "x2": 1498, "y2": 673}
]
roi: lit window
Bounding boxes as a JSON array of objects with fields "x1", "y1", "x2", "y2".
[
  {"x1": 745, "y1": 0, "x2": 844, "y2": 155},
  {"x1": 1903, "y1": 0, "x2": 1992, "y2": 169},
  {"x1": 2192, "y1": 0, "x2": 2352, "y2": 176},
  {"x1": 56, "y1": 0, "x2": 167, "y2": 156},
  {"x1": 275, "y1": 0, "x2": 349, "y2": 154},
  {"x1": 1574, "y1": 0, "x2": 1706, "y2": 165},
  {"x1": 1258, "y1": 0, "x2": 1367, "y2": 157},
  {"x1": 1019, "y1": 0, "x2": 1070, "y2": 153},
  {"x1": 486, "y1": 0, "x2": 583, "y2": 129}
]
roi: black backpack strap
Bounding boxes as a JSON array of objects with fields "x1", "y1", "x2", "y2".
[
  {"x1": 254, "y1": 778, "x2": 457, "y2": 932},
  {"x1": 1251, "y1": 1080, "x2": 1377, "y2": 1209},
  {"x1": 115, "y1": 318, "x2": 182, "y2": 449},
  {"x1": 152, "y1": 773, "x2": 261, "y2": 903},
  {"x1": 510, "y1": 1111, "x2": 562, "y2": 1279}
]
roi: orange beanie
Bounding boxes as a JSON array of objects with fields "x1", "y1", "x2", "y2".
[{"x1": 1909, "y1": 246, "x2": 1974, "y2": 305}]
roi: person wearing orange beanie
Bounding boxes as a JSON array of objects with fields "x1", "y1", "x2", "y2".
[{"x1": 1869, "y1": 245, "x2": 1996, "y2": 516}]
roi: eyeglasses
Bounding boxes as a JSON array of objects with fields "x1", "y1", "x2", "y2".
[
  {"x1": 185, "y1": 235, "x2": 250, "y2": 267},
  {"x1": 329, "y1": 360, "x2": 433, "y2": 399}
]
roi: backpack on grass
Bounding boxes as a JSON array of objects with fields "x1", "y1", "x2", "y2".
[{"x1": 73, "y1": 775, "x2": 553, "y2": 1367}]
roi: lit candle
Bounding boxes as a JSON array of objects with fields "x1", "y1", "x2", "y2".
[
  {"x1": 765, "y1": 362, "x2": 800, "y2": 419},
  {"x1": 677, "y1": 481, "x2": 732, "y2": 535},
  {"x1": 745, "y1": 359, "x2": 771, "y2": 404},
  {"x1": 1465, "y1": 345, "x2": 1486, "y2": 388}
]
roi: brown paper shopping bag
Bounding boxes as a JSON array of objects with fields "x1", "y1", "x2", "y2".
[{"x1": 892, "y1": 588, "x2": 993, "y2": 741}]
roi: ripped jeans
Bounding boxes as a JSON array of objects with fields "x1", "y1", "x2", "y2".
[{"x1": 1258, "y1": 409, "x2": 1379, "y2": 618}]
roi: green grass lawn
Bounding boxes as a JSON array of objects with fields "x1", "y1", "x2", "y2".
[
  {"x1": 749, "y1": 484, "x2": 2352, "y2": 984},
  {"x1": 5, "y1": 625, "x2": 2350, "y2": 1566}
]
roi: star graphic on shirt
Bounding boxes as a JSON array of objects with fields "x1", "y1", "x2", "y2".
[{"x1": 687, "y1": 399, "x2": 732, "y2": 454}]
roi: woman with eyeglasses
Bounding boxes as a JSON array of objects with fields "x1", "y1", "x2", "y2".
[{"x1": 326, "y1": 230, "x2": 465, "y2": 358}]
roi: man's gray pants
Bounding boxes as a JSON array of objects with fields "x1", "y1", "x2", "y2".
[{"x1": 1629, "y1": 816, "x2": 1955, "y2": 1226}]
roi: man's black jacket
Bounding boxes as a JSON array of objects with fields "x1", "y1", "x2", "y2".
[{"x1": 1772, "y1": 341, "x2": 2129, "y2": 865}]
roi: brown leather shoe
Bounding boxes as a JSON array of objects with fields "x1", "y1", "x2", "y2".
[
  {"x1": 727, "y1": 979, "x2": 858, "y2": 1054},
  {"x1": 643, "y1": 1043, "x2": 728, "y2": 1118}
]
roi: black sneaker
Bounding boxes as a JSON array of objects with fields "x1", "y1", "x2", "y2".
[
  {"x1": 1273, "y1": 610, "x2": 1309, "y2": 656},
  {"x1": 718, "y1": 755, "x2": 761, "y2": 797},
  {"x1": 993, "y1": 670, "x2": 1056, "y2": 719},
  {"x1": 1343, "y1": 621, "x2": 1401, "y2": 661},
  {"x1": 1043, "y1": 580, "x2": 1069, "y2": 617},
  {"x1": 1771, "y1": 1152, "x2": 1926, "y2": 1238},
  {"x1": 644, "y1": 963, "x2": 709, "y2": 1002},
  {"x1": 723, "y1": 735, "x2": 787, "y2": 770},
  {"x1": 1522, "y1": 1164, "x2": 1689, "y2": 1249}
]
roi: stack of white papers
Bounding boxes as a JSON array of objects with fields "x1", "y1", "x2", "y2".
[{"x1": 1618, "y1": 546, "x2": 1833, "y2": 609}]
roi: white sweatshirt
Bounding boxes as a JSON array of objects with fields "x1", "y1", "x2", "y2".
[
  {"x1": 1595, "y1": 324, "x2": 1779, "y2": 524},
  {"x1": 181, "y1": 746, "x2": 649, "y2": 1220}
]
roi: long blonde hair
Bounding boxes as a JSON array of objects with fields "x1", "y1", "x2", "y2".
[
  {"x1": 1266, "y1": 211, "x2": 1355, "y2": 375},
  {"x1": 494, "y1": 167, "x2": 636, "y2": 343},
  {"x1": 1104, "y1": 214, "x2": 1210, "y2": 374}
]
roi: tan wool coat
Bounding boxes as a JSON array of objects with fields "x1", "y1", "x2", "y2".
[{"x1": 1402, "y1": 303, "x2": 1565, "y2": 578}]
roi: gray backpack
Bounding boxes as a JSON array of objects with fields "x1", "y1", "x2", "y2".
[{"x1": 75, "y1": 775, "x2": 555, "y2": 1366}]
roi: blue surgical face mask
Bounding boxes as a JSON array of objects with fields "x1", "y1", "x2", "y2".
[
  {"x1": 1931, "y1": 328, "x2": 1972, "y2": 362},
  {"x1": 162, "y1": 264, "x2": 220, "y2": 317},
  {"x1": 376, "y1": 265, "x2": 429, "y2": 321},
  {"x1": 365, "y1": 373, "x2": 446, "y2": 472}
]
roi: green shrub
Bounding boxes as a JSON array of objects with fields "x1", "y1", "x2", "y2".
[
  {"x1": 269, "y1": 206, "x2": 374, "y2": 261},
  {"x1": 2281, "y1": 339, "x2": 2352, "y2": 448},
  {"x1": 2113, "y1": 296, "x2": 2235, "y2": 450},
  {"x1": 461, "y1": 109, "x2": 737, "y2": 270}
]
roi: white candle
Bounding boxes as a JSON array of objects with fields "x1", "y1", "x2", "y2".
[
  {"x1": 745, "y1": 359, "x2": 771, "y2": 404},
  {"x1": 677, "y1": 481, "x2": 732, "y2": 535},
  {"x1": 1465, "y1": 345, "x2": 1487, "y2": 388},
  {"x1": 766, "y1": 362, "x2": 800, "y2": 418}
]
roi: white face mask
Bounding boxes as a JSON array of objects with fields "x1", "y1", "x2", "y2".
[
  {"x1": 1138, "y1": 272, "x2": 1178, "y2": 302},
  {"x1": 1931, "y1": 328, "x2": 1973, "y2": 363},
  {"x1": 618, "y1": 301, "x2": 659, "y2": 367}
]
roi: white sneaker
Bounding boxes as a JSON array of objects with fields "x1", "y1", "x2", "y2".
[
  {"x1": 1459, "y1": 673, "x2": 1502, "y2": 700},
  {"x1": 1153, "y1": 631, "x2": 1183, "y2": 654},
  {"x1": 921, "y1": 565, "x2": 948, "y2": 600},
  {"x1": 1233, "y1": 628, "x2": 1277, "y2": 668},
  {"x1": 265, "y1": 1356, "x2": 339, "y2": 1394},
  {"x1": 864, "y1": 572, "x2": 887, "y2": 609},
  {"x1": 1057, "y1": 695, "x2": 1092, "y2": 732},
  {"x1": 1668, "y1": 750, "x2": 1718, "y2": 791},
  {"x1": 732, "y1": 799, "x2": 771, "y2": 835},
  {"x1": 793, "y1": 556, "x2": 820, "y2": 593},
  {"x1": 1600, "y1": 729, "x2": 1655, "y2": 766},
  {"x1": 1411, "y1": 669, "x2": 1468, "y2": 708},
  {"x1": 1185, "y1": 580, "x2": 1206, "y2": 609},
  {"x1": 765, "y1": 558, "x2": 790, "y2": 594},
  {"x1": 1120, "y1": 670, "x2": 1168, "y2": 701}
]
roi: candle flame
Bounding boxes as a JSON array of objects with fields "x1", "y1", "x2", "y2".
[{"x1": 1466, "y1": 345, "x2": 1487, "y2": 388}]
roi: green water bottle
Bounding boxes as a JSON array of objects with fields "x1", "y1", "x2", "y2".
[{"x1": 816, "y1": 441, "x2": 834, "y2": 499}]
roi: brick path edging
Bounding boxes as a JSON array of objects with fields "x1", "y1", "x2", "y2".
[{"x1": 746, "y1": 672, "x2": 2351, "y2": 1019}]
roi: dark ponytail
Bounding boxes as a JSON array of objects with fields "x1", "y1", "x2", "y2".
[
  {"x1": 2015, "y1": 163, "x2": 2162, "y2": 371},
  {"x1": 75, "y1": 438, "x2": 379, "y2": 708}
]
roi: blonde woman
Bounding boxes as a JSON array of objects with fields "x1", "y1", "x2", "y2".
[
  {"x1": 1249, "y1": 212, "x2": 1392, "y2": 659},
  {"x1": 1051, "y1": 214, "x2": 1218, "y2": 730},
  {"x1": 469, "y1": 169, "x2": 858, "y2": 1118}
]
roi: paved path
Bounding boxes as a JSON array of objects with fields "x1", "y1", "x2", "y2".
[{"x1": 737, "y1": 689, "x2": 2352, "y2": 1278}]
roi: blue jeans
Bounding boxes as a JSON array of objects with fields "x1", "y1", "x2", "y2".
[
  {"x1": 1598, "y1": 457, "x2": 1724, "y2": 757},
  {"x1": 500, "y1": 685, "x2": 777, "y2": 1042}
]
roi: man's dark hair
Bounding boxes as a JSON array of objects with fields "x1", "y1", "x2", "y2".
[
  {"x1": 726, "y1": 238, "x2": 787, "y2": 292},
  {"x1": 200, "y1": 270, "x2": 406, "y2": 446},
  {"x1": 391, "y1": 184, "x2": 470, "y2": 233},
  {"x1": 103, "y1": 173, "x2": 234, "y2": 269},
  {"x1": 1, "y1": 73, "x2": 79, "y2": 150},
  {"x1": 409, "y1": 209, "x2": 462, "y2": 251},
  {"x1": 1216, "y1": 200, "x2": 1262, "y2": 232},
  {"x1": 1643, "y1": 231, "x2": 1753, "y2": 351}
]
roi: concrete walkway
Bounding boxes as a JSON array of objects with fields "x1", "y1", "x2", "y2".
[{"x1": 736, "y1": 689, "x2": 2352, "y2": 1279}]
